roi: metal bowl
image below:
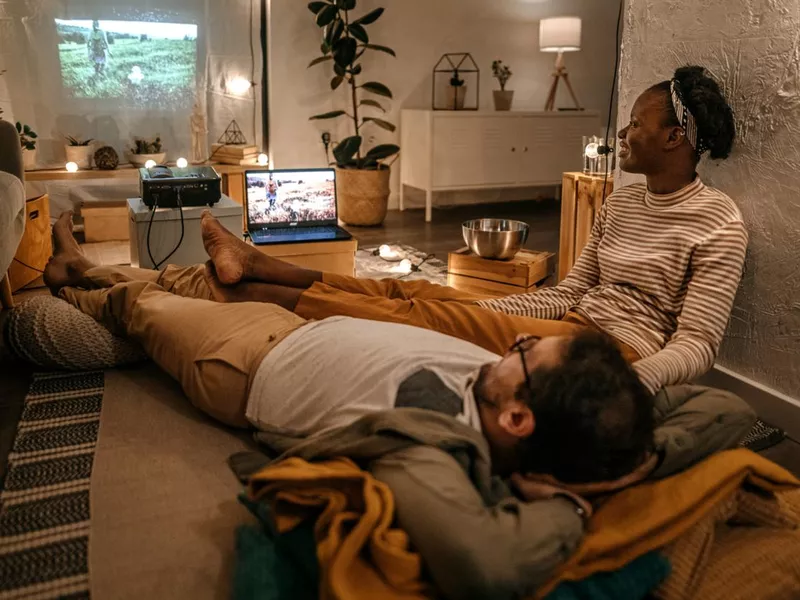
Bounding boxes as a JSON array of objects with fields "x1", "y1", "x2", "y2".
[{"x1": 462, "y1": 218, "x2": 529, "y2": 260}]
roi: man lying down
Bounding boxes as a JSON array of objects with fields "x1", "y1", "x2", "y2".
[{"x1": 43, "y1": 213, "x2": 755, "y2": 600}]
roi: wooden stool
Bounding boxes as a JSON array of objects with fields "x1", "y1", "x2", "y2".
[
  {"x1": 249, "y1": 238, "x2": 358, "y2": 277},
  {"x1": 7, "y1": 194, "x2": 52, "y2": 293},
  {"x1": 558, "y1": 172, "x2": 613, "y2": 281},
  {"x1": 447, "y1": 247, "x2": 555, "y2": 297}
]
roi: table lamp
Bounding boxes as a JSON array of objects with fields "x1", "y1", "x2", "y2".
[{"x1": 539, "y1": 17, "x2": 582, "y2": 111}]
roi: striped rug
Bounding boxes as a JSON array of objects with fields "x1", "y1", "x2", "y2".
[{"x1": 0, "y1": 371, "x2": 104, "y2": 600}]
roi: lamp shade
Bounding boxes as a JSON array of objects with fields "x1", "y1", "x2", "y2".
[{"x1": 539, "y1": 17, "x2": 581, "y2": 52}]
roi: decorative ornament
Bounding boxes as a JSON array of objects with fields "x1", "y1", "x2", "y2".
[
  {"x1": 218, "y1": 120, "x2": 248, "y2": 145},
  {"x1": 94, "y1": 146, "x2": 119, "y2": 170}
]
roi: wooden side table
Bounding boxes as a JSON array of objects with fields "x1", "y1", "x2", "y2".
[
  {"x1": 558, "y1": 172, "x2": 613, "y2": 282},
  {"x1": 447, "y1": 247, "x2": 555, "y2": 297}
]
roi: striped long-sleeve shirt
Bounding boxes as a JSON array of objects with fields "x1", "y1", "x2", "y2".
[{"x1": 477, "y1": 177, "x2": 748, "y2": 393}]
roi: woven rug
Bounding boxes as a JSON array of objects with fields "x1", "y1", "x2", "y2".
[
  {"x1": 355, "y1": 243, "x2": 448, "y2": 285},
  {"x1": 0, "y1": 371, "x2": 104, "y2": 600}
]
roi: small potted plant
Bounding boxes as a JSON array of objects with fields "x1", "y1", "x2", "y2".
[
  {"x1": 449, "y1": 69, "x2": 467, "y2": 110},
  {"x1": 65, "y1": 136, "x2": 95, "y2": 169},
  {"x1": 126, "y1": 136, "x2": 166, "y2": 167},
  {"x1": 492, "y1": 60, "x2": 513, "y2": 111},
  {"x1": 16, "y1": 122, "x2": 38, "y2": 170}
]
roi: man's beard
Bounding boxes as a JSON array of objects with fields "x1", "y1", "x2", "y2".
[{"x1": 473, "y1": 363, "x2": 496, "y2": 409}]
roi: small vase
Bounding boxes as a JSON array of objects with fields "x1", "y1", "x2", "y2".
[
  {"x1": 447, "y1": 85, "x2": 468, "y2": 110},
  {"x1": 493, "y1": 90, "x2": 514, "y2": 111},
  {"x1": 65, "y1": 145, "x2": 94, "y2": 169},
  {"x1": 22, "y1": 148, "x2": 37, "y2": 170}
]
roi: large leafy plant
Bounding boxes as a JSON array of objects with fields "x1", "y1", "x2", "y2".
[
  {"x1": 307, "y1": 1, "x2": 399, "y2": 170},
  {"x1": 16, "y1": 122, "x2": 37, "y2": 151}
]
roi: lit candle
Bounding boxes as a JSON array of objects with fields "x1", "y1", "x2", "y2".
[
  {"x1": 65, "y1": 161, "x2": 79, "y2": 172},
  {"x1": 144, "y1": 159, "x2": 157, "y2": 169},
  {"x1": 176, "y1": 157, "x2": 188, "y2": 168}
]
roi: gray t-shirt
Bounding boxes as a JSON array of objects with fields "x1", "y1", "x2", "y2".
[{"x1": 246, "y1": 316, "x2": 499, "y2": 436}]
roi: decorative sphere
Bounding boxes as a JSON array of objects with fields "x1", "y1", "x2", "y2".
[
  {"x1": 176, "y1": 157, "x2": 189, "y2": 168},
  {"x1": 65, "y1": 161, "x2": 79, "y2": 172},
  {"x1": 144, "y1": 159, "x2": 157, "y2": 169},
  {"x1": 94, "y1": 146, "x2": 120, "y2": 170}
]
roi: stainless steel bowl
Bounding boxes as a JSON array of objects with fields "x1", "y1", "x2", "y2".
[{"x1": 462, "y1": 218, "x2": 529, "y2": 260}]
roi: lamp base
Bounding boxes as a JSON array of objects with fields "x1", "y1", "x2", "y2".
[{"x1": 544, "y1": 53, "x2": 581, "y2": 111}]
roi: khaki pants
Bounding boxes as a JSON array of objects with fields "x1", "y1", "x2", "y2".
[
  {"x1": 60, "y1": 265, "x2": 305, "y2": 428},
  {"x1": 296, "y1": 273, "x2": 641, "y2": 362}
]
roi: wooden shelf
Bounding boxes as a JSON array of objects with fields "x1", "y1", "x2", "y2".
[{"x1": 24, "y1": 162, "x2": 250, "y2": 181}]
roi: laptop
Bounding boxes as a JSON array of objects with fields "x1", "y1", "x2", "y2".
[{"x1": 245, "y1": 168, "x2": 352, "y2": 244}]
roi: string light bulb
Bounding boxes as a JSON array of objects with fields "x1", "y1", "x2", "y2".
[
  {"x1": 584, "y1": 142, "x2": 599, "y2": 159},
  {"x1": 176, "y1": 157, "x2": 188, "y2": 168},
  {"x1": 65, "y1": 161, "x2": 79, "y2": 172},
  {"x1": 257, "y1": 153, "x2": 268, "y2": 166},
  {"x1": 227, "y1": 77, "x2": 252, "y2": 95},
  {"x1": 144, "y1": 159, "x2": 157, "y2": 169}
]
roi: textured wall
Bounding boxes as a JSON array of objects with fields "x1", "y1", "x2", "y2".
[{"x1": 618, "y1": 0, "x2": 800, "y2": 398}]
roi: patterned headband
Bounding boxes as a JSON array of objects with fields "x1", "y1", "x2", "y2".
[{"x1": 670, "y1": 79, "x2": 707, "y2": 154}]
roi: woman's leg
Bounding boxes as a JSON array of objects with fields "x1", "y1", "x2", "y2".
[{"x1": 60, "y1": 278, "x2": 306, "y2": 428}]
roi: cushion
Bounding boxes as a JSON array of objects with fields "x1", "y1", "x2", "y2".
[{"x1": 4, "y1": 295, "x2": 146, "y2": 370}]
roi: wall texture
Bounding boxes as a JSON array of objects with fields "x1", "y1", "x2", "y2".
[
  {"x1": 268, "y1": 0, "x2": 620, "y2": 209},
  {"x1": 617, "y1": 0, "x2": 800, "y2": 398}
]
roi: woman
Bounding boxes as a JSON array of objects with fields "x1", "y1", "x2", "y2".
[{"x1": 46, "y1": 66, "x2": 746, "y2": 395}]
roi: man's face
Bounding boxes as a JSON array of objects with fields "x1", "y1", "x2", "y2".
[{"x1": 474, "y1": 335, "x2": 570, "y2": 474}]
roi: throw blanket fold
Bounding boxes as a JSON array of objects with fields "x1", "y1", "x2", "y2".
[
  {"x1": 536, "y1": 448, "x2": 800, "y2": 598},
  {"x1": 247, "y1": 456, "x2": 430, "y2": 600}
]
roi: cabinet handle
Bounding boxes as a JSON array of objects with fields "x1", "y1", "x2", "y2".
[
  {"x1": 524, "y1": 146, "x2": 529, "y2": 152},
  {"x1": 511, "y1": 147, "x2": 516, "y2": 152}
]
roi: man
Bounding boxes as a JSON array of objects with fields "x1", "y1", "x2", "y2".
[
  {"x1": 0, "y1": 119, "x2": 26, "y2": 279},
  {"x1": 44, "y1": 214, "x2": 755, "y2": 599},
  {"x1": 87, "y1": 20, "x2": 111, "y2": 76}
]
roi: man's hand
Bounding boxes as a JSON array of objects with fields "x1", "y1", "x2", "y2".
[
  {"x1": 510, "y1": 475, "x2": 593, "y2": 519},
  {"x1": 512, "y1": 452, "x2": 659, "y2": 502}
]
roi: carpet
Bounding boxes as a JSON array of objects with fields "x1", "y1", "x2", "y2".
[
  {"x1": 0, "y1": 371, "x2": 104, "y2": 599},
  {"x1": 355, "y1": 243, "x2": 448, "y2": 285}
]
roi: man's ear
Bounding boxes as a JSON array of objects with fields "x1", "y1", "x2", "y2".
[
  {"x1": 498, "y1": 403, "x2": 535, "y2": 439},
  {"x1": 664, "y1": 126, "x2": 685, "y2": 150}
]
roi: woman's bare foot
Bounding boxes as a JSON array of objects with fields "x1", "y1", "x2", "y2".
[
  {"x1": 200, "y1": 211, "x2": 323, "y2": 288},
  {"x1": 203, "y1": 262, "x2": 302, "y2": 310},
  {"x1": 200, "y1": 211, "x2": 255, "y2": 285},
  {"x1": 44, "y1": 212, "x2": 95, "y2": 295}
]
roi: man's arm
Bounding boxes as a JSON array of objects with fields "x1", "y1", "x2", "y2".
[
  {"x1": 633, "y1": 220, "x2": 748, "y2": 394},
  {"x1": 370, "y1": 445, "x2": 584, "y2": 600},
  {"x1": 0, "y1": 172, "x2": 26, "y2": 276},
  {"x1": 476, "y1": 204, "x2": 606, "y2": 320},
  {"x1": 650, "y1": 384, "x2": 756, "y2": 479}
]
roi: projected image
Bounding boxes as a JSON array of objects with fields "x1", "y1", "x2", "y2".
[
  {"x1": 247, "y1": 171, "x2": 337, "y2": 225},
  {"x1": 55, "y1": 19, "x2": 197, "y2": 105}
]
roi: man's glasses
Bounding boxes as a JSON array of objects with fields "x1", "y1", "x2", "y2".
[{"x1": 508, "y1": 335, "x2": 540, "y2": 391}]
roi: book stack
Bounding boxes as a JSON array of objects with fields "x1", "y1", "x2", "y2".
[{"x1": 211, "y1": 143, "x2": 259, "y2": 166}]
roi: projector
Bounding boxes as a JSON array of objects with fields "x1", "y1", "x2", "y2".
[{"x1": 139, "y1": 165, "x2": 222, "y2": 208}]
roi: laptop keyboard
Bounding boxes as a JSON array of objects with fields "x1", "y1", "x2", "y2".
[{"x1": 251, "y1": 226, "x2": 342, "y2": 243}]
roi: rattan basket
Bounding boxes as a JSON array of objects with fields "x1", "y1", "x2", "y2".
[{"x1": 336, "y1": 166, "x2": 390, "y2": 226}]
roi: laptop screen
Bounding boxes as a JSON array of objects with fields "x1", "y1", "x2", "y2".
[{"x1": 246, "y1": 168, "x2": 337, "y2": 228}]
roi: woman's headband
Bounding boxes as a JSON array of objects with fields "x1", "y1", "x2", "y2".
[{"x1": 670, "y1": 79, "x2": 707, "y2": 154}]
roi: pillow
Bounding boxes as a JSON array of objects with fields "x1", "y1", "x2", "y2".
[{"x1": 4, "y1": 295, "x2": 147, "y2": 370}]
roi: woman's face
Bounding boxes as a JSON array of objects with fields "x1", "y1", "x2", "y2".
[{"x1": 617, "y1": 89, "x2": 674, "y2": 175}]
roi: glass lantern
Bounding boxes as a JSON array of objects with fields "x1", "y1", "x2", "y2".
[{"x1": 432, "y1": 53, "x2": 479, "y2": 111}]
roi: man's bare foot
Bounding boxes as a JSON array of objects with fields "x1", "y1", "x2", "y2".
[
  {"x1": 200, "y1": 211, "x2": 255, "y2": 285},
  {"x1": 203, "y1": 262, "x2": 302, "y2": 310},
  {"x1": 44, "y1": 212, "x2": 95, "y2": 295}
]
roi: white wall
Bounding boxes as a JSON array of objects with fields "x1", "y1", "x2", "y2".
[
  {"x1": 268, "y1": 0, "x2": 620, "y2": 209},
  {"x1": 617, "y1": 0, "x2": 800, "y2": 399}
]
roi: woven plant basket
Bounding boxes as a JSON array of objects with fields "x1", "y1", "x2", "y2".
[{"x1": 336, "y1": 166, "x2": 390, "y2": 226}]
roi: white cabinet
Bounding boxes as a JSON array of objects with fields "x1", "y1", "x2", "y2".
[{"x1": 400, "y1": 109, "x2": 600, "y2": 221}]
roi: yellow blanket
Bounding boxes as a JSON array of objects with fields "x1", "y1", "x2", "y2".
[
  {"x1": 248, "y1": 456, "x2": 430, "y2": 600},
  {"x1": 536, "y1": 448, "x2": 800, "y2": 597}
]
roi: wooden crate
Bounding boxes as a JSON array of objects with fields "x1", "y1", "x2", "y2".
[
  {"x1": 447, "y1": 247, "x2": 555, "y2": 297},
  {"x1": 82, "y1": 201, "x2": 129, "y2": 242},
  {"x1": 558, "y1": 172, "x2": 614, "y2": 281},
  {"x1": 8, "y1": 194, "x2": 52, "y2": 292},
  {"x1": 250, "y1": 238, "x2": 357, "y2": 277}
]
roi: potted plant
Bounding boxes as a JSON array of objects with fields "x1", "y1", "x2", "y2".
[
  {"x1": 65, "y1": 136, "x2": 95, "y2": 169},
  {"x1": 16, "y1": 122, "x2": 38, "y2": 170},
  {"x1": 492, "y1": 60, "x2": 513, "y2": 111},
  {"x1": 126, "y1": 136, "x2": 166, "y2": 167},
  {"x1": 449, "y1": 69, "x2": 466, "y2": 110},
  {"x1": 307, "y1": 0, "x2": 399, "y2": 226}
]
